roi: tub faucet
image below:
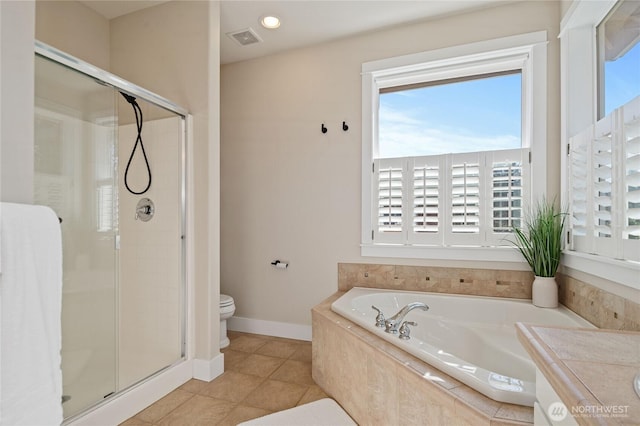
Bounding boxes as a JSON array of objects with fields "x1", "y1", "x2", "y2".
[{"x1": 385, "y1": 302, "x2": 429, "y2": 334}]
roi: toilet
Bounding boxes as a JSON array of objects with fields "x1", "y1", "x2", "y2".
[{"x1": 219, "y1": 294, "x2": 236, "y2": 349}]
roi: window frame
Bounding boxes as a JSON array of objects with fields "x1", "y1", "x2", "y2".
[
  {"x1": 361, "y1": 31, "x2": 548, "y2": 263},
  {"x1": 560, "y1": 0, "x2": 640, "y2": 290}
]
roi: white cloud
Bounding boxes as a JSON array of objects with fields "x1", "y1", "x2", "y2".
[{"x1": 378, "y1": 105, "x2": 520, "y2": 158}]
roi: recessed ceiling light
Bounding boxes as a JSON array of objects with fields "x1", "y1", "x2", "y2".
[{"x1": 260, "y1": 15, "x2": 281, "y2": 29}]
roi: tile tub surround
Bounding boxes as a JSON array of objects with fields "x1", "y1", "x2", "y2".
[
  {"x1": 557, "y1": 274, "x2": 640, "y2": 331},
  {"x1": 338, "y1": 263, "x2": 534, "y2": 299},
  {"x1": 338, "y1": 263, "x2": 640, "y2": 332},
  {"x1": 516, "y1": 324, "x2": 640, "y2": 425},
  {"x1": 312, "y1": 292, "x2": 534, "y2": 426}
]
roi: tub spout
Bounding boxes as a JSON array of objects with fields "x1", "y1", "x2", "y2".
[{"x1": 384, "y1": 302, "x2": 429, "y2": 334}]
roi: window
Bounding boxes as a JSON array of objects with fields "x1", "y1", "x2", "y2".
[
  {"x1": 361, "y1": 32, "x2": 548, "y2": 260},
  {"x1": 376, "y1": 72, "x2": 528, "y2": 246},
  {"x1": 570, "y1": 7, "x2": 640, "y2": 260},
  {"x1": 597, "y1": 0, "x2": 640, "y2": 118},
  {"x1": 378, "y1": 71, "x2": 522, "y2": 158},
  {"x1": 561, "y1": 0, "x2": 640, "y2": 289}
]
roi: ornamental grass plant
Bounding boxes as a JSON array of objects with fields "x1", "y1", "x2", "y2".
[{"x1": 510, "y1": 199, "x2": 567, "y2": 277}]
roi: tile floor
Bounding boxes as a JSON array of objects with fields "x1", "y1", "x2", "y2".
[{"x1": 120, "y1": 331, "x2": 328, "y2": 426}]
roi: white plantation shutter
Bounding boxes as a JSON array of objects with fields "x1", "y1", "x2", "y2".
[
  {"x1": 376, "y1": 149, "x2": 529, "y2": 246},
  {"x1": 375, "y1": 158, "x2": 405, "y2": 243},
  {"x1": 448, "y1": 152, "x2": 482, "y2": 245},
  {"x1": 623, "y1": 98, "x2": 640, "y2": 261},
  {"x1": 593, "y1": 116, "x2": 616, "y2": 256},
  {"x1": 570, "y1": 125, "x2": 591, "y2": 248},
  {"x1": 568, "y1": 95, "x2": 640, "y2": 262},
  {"x1": 410, "y1": 156, "x2": 443, "y2": 244}
]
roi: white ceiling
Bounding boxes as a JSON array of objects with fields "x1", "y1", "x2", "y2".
[
  {"x1": 81, "y1": 0, "x2": 508, "y2": 64},
  {"x1": 79, "y1": 0, "x2": 171, "y2": 20}
]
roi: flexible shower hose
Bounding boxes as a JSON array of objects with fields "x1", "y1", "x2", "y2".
[{"x1": 121, "y1": 92, "x2": 152, "y2": 195}]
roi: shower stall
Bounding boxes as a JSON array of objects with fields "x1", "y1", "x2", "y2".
[{"x1": 33, "y1": 42, "x2": 187, "y2": 420}]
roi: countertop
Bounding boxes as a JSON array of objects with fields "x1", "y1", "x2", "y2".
[{"x1": 516, "y1": 324, "x2": 640, "y2": 425}]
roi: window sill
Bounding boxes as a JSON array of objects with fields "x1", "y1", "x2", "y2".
[
  {"x1": 561, "y1": 251, "x2": 640, "y2": 291},
  {"x1": 361, "y1": 243, "x2": 529, "y2": 266}
]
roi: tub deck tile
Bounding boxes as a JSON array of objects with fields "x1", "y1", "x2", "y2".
[
  {"x1": 495, "y1": 403, "x2": 535, "y2": 423},
  {"x1": 451, "y1": 385, "x2": 501, "y2": 425}
]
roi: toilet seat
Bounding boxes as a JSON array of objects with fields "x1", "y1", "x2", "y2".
[{"x1": 220, "y1": 294, "x2": 234, "y2": 307}]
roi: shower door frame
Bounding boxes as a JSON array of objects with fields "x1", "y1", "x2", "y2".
[{"x1": 35, "y1": 40, "x2": 191, "y2": 422}]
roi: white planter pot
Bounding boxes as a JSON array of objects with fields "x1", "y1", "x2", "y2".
[{"x1": 532, "y1": 276, "x2": 558, "y2": 308}]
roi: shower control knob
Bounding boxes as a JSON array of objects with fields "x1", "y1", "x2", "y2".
[{"x1": 135, "y1": 198, "x2": 155, "y2": 222}]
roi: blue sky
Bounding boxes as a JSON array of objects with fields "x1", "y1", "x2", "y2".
[
  {"x1": 378, "y1": 73, "x2": 522, "y2": 158},
  {"x1": 604, "y1": 41, "x2": 640, "y2": 117}
]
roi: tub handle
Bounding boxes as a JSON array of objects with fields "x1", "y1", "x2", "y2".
[
  {"x1": 399, "y1": 321, "x2": 417, "y2": 340},
  {"x1": 371, "y1": 305, "x2": 386, "y2": 328}
]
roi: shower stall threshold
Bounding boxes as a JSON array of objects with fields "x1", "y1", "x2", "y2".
[{"x1": 64, "y1": 359, "x2": 192, "y2": 426}]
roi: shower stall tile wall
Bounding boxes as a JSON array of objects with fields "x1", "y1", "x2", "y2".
[{"x1": 118, "y1": 116, "x2": 184, "y2": 390}]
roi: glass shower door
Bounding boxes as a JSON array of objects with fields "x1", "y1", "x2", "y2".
[
  {"x1": 34, "y1": 45, "x2": 186, "y2": 420},
  {"x1": 34, "y1": 54, "x2": 118, "y2": 418}
]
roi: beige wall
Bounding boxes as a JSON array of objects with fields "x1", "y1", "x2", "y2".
[
  {"x1": 560, "y1": 0, "x2": 575, "y2": 20},
  {"x1": 1, "y1": 0, "x2": 35, "y2": 204},
  {"x1": 110, "y1": 1, "x2": 221, "y2": 360},
  {"x1": 220, "y1": 1, "x2": 562, "y2": 326},
  {"x1": 36, "y1": 0, "x2": 110, "y2": 70}
]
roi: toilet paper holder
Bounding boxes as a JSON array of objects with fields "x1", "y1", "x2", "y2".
[{"x1": 271, "y1": 260, "x2": 289, "y2": 269}]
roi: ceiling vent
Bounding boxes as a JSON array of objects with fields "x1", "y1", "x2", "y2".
[{"x1": 227, "y1": 28, "x2": 263, "y2": 46}]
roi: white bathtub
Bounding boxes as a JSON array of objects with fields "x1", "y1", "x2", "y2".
[{"x1": 331, "y1": 287, "x2": 594, "y2": 407}]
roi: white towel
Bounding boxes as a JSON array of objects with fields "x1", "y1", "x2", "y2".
[
  {"x1": 238, "y1": 399, "x2": 357, "y2": 426},
  {"x1": 0, "y1": 202, "x2": 63, "y2": 426}
]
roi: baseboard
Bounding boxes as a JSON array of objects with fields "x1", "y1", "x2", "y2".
[
  {"x1": 192, "y1": 353, "x2": 225, "y2": 382},
  {"x1": 228, "y1": 316, "x2": 312, "y2": 341},
  {"x1": 69, "y1": 360, "x2": 192, "y2": 426}
]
